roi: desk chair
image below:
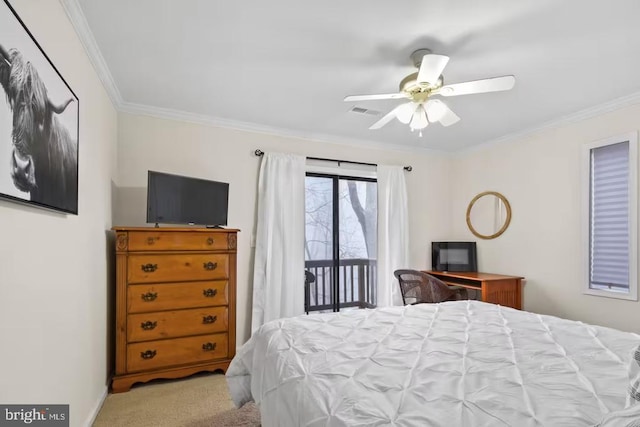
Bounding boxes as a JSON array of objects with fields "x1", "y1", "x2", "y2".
[{"x1": 394, "y1": 269, "x2": 468, "y2": 305}]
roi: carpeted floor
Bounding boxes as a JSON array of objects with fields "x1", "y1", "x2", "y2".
[{"x1": 93, "y1": 372, "x2": 259, "y2": 426}]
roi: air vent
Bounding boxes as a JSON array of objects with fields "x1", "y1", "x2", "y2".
[{"x1": 349, "y1": 106, "x2": 380, "y2": 116}]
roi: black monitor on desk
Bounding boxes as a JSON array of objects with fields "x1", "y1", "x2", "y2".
[{"x1": 431, "y1": 242, "x2": 477, "y2": 272}]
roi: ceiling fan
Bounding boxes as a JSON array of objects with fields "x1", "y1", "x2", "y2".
[{"x1": 344, "y1": 49, "x2": 515, "y2": 135}]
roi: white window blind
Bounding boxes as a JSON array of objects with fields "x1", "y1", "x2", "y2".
[{"x1": 590, "y1": 141, "x2": 629, "y2": 291}]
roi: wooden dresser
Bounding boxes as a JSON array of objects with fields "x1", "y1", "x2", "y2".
[
  {"x1": 112, "y1": 227, "x2": 238, "y2": 393},
  {"x1": 423, "y1": 270, "x2": 524, "y2": 310}
]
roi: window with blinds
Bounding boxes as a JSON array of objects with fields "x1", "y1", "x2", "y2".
[
  {"x1": 583, "y1": 133, "x2": 637, "y2": 300},
  {"x1": 589, "y1": 142, "x2": 629, "y2": 291}
]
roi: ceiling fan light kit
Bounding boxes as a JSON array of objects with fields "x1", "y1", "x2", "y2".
[
  {"x1": 395, "y1": 102, "x2": 418, "y2": 124},
  {"x1": 409, "y1": 104, "x2": 429, "y2": 131},
  {"x1": 344, "y1": 48, "x2": 515, "y2": 135}
]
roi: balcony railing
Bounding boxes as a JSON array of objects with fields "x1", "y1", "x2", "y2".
[{"x1": 305, "y1": 259, "x2": 377, "y2": 312}]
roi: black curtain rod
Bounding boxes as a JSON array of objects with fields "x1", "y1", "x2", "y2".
[{"x1": 253, "y1": 149, "x2": 412, "y2": 172}]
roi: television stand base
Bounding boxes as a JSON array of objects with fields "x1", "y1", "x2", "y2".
[{"x1": 206, "y1": 225, "x2": 225, "y2": 229}]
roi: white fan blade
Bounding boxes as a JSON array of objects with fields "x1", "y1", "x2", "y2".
[
  {"x1": 438, "y1": 75, "x2": 515, "y2": 97},
  {"x1": 369, "y1": 107, "x2": 400, "y2": 130},
  {"x1": 344, "y1": 93, "x2": 409, "y2": 102},
  {"x1": 395, "y1": 102, "x2": 418, "y2": 124},
  {"x1": 425, "y1": 99, "x2": 460, "y2": 127},
  {"x1": 417, "y1": 54, "x2": 449, "y2": 85}
]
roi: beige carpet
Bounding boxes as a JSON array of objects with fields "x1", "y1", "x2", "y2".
[{"x1": 93, "y1": 372, "x2": 259, "y2": 426}]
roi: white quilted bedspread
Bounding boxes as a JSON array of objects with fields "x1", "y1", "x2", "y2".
[{"x1": 226, "y1": 301, "x2": 640, "y2": 427}]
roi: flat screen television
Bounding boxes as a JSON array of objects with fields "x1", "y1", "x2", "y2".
[
  {"x1": 432, "y1": 241, "x2": 478, "y2": 272},
  {"x1": 146, "y1": 170, "x2": 229, "y2": 227}
]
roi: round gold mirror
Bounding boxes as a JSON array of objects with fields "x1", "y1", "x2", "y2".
[{"x1": 466, "y1": 191, "x2": 512, "y2": 240}]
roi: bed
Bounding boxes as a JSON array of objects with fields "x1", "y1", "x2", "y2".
[{"x1": 226, "y1": 301, "x2": 640, "y2": 426}]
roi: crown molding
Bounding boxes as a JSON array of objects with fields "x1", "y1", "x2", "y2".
[
  {"x1": 59, "y1": 0, "x2": 123, "y2": 107},
  {"x1": 459, "y1": 90, "x2": 640, "y2": 155},
  {"x1": 119, "y1": 101, "x2": 444, "y2": 155},
  {"x1": 118, "y1": 89, "x2": 640, "y2": 157}
]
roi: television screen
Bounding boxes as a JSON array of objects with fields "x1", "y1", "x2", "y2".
[
  {"x1": 432, "y1": 242, "x2": 477, "y2": 272},
  {"x1": 146, "y1": 171, "x2": 229, "y2": 226}
]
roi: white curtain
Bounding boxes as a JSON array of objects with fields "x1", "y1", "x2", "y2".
[
  {"x1": 251, "y1": 152, "x2": 306, "y2": 333},
  {"x1": 376, "y1": 165, "x2": 409, "y2": 307}
]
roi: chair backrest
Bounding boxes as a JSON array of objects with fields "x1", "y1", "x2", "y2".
[
  {"x1": 394, "y1": 269, "x2": 454, "y2": 305},
  {"x1": 305, "y1": 270, "x2": 316, "y2": 285},
  {"x1": 304, "y1": 271, "x2": 316, "y2": 314}
]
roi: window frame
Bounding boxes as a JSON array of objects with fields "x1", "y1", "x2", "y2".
[
  {"x1": 581, "y1": 131, "x2": 638, "y2": 301},
  {"x1": 304, "y1": 171, "x2": 378, "y2": 312}
]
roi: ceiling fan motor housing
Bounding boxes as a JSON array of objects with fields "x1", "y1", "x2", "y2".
[{"x1": 400, "y1": 72, "x2": 443, "y2": 97}]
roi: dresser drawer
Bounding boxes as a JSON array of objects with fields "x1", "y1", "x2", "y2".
[
  {"x1": 128, "y1": 254, "x2": 228, "y2": 283},
  {"x1": 127, "y1": 306, "x2": 228, "y2": 342},
  {"x1": 127, "y1": 231, "x2": 230, "y2": 252},
  {"x1": 127, "y1": 333, "x2": 228, "y2": 373},
  {"x1": 128, "y1": 281, "x2": 228, "y2": 313}
]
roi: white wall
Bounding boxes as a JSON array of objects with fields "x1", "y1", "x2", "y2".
[
  {"x1": 115, "y1": 112, "x2": 453, "y2": 344},
  {"x1": 450, "y1": 103, "x2": 640, "y2": 333},
  {"x1": 0, "y1": 1, "x2": 117, "y2": 426}
]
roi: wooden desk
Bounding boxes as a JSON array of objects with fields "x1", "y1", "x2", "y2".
[{"x1": 423, "y1": 271, "x2": 524, "y2": 310}]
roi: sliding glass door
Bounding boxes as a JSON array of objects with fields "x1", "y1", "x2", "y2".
[{"x1": 304, "y1": 173, "x2": 377, "y2": 313}]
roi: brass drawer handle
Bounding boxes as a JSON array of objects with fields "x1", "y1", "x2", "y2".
[
  {"x1": 203, "y1": 288, "x2": 218, "y2": 298},
  {"x1": 147, "y1": 237, "x2": 155, "y2": 245},
  {"x1": 141, "y1": 263, "x2": 158, "y2": 273},
  {"x1": 202, "y1": 315, "x2": 217, "y2": 324},
  {"x1": 203, "y1": 262, "x2": 218, "y2": 271},
  {"x1": 202, "y1": 342, "x2": 217, "y2": 352},
  {"x1": 141, "y1": 321, "x2": 157, "y2": 330},
  {"x1": 140, "y1": 350, "x2": 157, "y2": 359},
  {"x1": 141, "y1": 292, "x2": 158, "y2": 302},
  {"x1": 206, "y1": 237, "x2": 214, "y2": 245}
]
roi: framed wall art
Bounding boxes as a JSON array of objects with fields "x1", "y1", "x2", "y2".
[{"x1": 0, "y1": 0, "x2": 79, "y2": 214}]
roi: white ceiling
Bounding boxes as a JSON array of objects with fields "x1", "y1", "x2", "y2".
[{"x1": 73, "y1": 0, "x2": 640, "y2": 152}]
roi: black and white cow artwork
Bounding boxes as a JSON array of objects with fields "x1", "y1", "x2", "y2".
[{"x1": 0, "y1": 43, "x2": 77, "y2": 213}]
